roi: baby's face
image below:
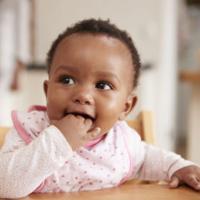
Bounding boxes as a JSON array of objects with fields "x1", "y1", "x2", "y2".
[{"x1": 44, "y1": 33, "x2": 137, "y2": 135}]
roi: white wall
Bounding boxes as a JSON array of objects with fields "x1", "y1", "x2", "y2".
[
  {"x1": 34, "y1": 0, "x2": 161, "y2": 64},
  {"x1": 0, "y1": 0, "x2": 31, "y2": 125},
  {"x1": 155, "y1": 0, "x2": 179, "y2": 150}
]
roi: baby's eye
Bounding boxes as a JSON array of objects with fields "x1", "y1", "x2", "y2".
[
  {"x1": 59, "y1": 76, "x2": 75, "y2": 85},
  {"x1": 96, "y1": 81, "x2": 113, "y2": 90}
]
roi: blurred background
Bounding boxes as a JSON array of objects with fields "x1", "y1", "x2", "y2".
[{"x1": 0, "y1": 0, "x2": 200, "y2": 164}]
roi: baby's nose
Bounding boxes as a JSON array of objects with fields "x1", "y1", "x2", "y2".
[{"x1": 72, "y1": 88, "x2": 94, "y2": 105}]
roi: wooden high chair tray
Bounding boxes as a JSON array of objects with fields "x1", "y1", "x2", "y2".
[{"x1": 10, "y1": 182, "x2": 200, "y2": 200}]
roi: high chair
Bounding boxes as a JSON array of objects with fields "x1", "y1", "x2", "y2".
[
  {"x1": 0, "y1": 111, "x2": 155, "y2": 148},
  {"x1": 0, "y1": 127, "x2": 9, "y2": 147},
  {"x1": 127, "y1": 111, "x2": 155, "y2": 144}
]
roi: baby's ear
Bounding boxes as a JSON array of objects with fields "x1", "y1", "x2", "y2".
[
  {"x1": 43, "y1": 80, "x2": 49, "y2": 98},
  {"x1": 119, "y1": 93, "x2": 137, "y2": 120}
]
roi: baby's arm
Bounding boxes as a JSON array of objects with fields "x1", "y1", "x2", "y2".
[
  {"x1": 0, "y1": 126, "x2": 73, "y2": 199},
  {"x1": 136, "y1": 142, "x2": 200, "y2": 191},
  {"x1": 135, "y1": 142, "x2": 195, "y2": 182},
  {"x1": 136, "y1": 142, "x2": 193, "y2": 181}
]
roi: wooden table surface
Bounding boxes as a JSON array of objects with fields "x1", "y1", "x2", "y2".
[{"x1": 12, "y1": 182, "x2": 200, "y2": 200}]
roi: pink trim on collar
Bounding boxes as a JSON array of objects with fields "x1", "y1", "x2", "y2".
[
  {"x1": 84, "y1": 134, "x2": 106, "y2": 148},
  {"x1": 118, "y1": 123, "x2": 134, "y2": 185},
  {"x1": 28, "y1": 105, "x2": 47, "y2": 112},
  {"x1": 11, "y1": 111, "x2": 32, "y2": 144}
]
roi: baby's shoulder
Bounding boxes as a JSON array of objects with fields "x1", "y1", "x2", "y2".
[
  {"x1": 109, "y1": 121, "x2": 144, "y2": 162},
  {"x1": 113, "y1": 121, "x2": 142, "y2": 143}
]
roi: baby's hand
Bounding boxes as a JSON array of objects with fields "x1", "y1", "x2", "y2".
[
  {"x1": 169, "y1": 165, "x2": 200, "y2": 191},
  {"x1": 51, "y1": 114, "x2": 101, "y2": 150}
]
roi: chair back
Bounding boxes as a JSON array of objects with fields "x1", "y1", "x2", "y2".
[
  {"x1": 127, "y1": 111, "x2": 155, "y2": 144},
  {"x1": 0, "y1": 127, "x2": 10, "y2": 147}
]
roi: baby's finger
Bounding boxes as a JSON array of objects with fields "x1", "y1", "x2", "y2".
[
  {"x1": 73, "y1": 114, "x2": 85, "y2": 122},
  {"x1": 87, "y1": 127, "x2": 101, "y2": 139},
  {"x1": 169, "y1": 176, "x2": 180, "y2": 188},
  {"x1": 185, "y1": 175, "x2": 200, "y2": 191},
  {"x1": 84, "y1": 118, "x2": 93, "y2": 127}
]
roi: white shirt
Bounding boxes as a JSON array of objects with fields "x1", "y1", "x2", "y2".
[{"x1": 0, "y1": 108, "x2": 194, "y2": 198}]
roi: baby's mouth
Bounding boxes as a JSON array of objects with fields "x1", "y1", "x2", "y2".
[{"x1": 65, "y1": 112, "x2": 95, "y2": 122}]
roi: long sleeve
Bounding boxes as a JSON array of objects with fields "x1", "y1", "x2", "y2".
[
  {"x1": 134, "y1": 142, "x2": 194, "y2": 181},
  {"x1": 0, "y1": 125, "x2": 73, "y2": 199},
  {"x1": 120, "y1": 122, "x2": 195, "y2": 182}
]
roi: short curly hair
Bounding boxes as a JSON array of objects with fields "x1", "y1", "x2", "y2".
[{"x1": 47, "y1": 18, "x2": 141, "y2": 88}]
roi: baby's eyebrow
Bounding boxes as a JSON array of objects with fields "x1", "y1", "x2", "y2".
[
  {"x1": 95, "y1": 71, "x2": 120, "y2": 83},
  {"x1": 53, "y1": 65, "x2": 78, "y2": 74}
]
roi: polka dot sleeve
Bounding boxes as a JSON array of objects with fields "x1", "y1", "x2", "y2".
[{"x1": 0, "y1": 125, "x2": 73, "y2": 199}]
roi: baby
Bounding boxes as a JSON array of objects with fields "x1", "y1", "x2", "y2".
[{"x1": 0, "y1": 18, "x2": 200, "y2": 199}]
